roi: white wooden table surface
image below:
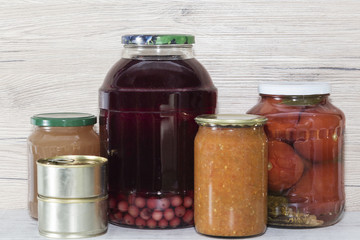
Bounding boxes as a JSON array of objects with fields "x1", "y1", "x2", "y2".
[
  {"x1": 1, "y1": 0, "x2": 360, "y2": 215},
  {"x1": 0, "y1": 209, "x2": 359, "y2": 240},
  {"x1": 1, "y1": 2, "x2": 360, "y2": 239}
]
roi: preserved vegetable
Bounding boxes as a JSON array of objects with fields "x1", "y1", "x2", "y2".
[
  {"x1": 248, "y1": 82, "x2": 345, "y2": 227},
  {"x1": 194, "y1": 114, "x2": 267, "y2": 237}
]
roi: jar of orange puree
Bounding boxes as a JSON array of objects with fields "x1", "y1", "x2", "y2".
[{"x1": 194, "y1": 114, "x2": 268, "y2": 237}]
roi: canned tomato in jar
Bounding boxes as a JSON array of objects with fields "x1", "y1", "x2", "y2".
[
  {"x1": 247, "y1": 82, "x2": 345, "y2": 227},
  {"x1": 194, "y1": 114, "x2": 268, "y2": 237},
  {"x1": 37, "y1": 155, "x2": 108, "y2": 239}
]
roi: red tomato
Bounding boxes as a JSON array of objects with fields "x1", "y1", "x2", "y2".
[
  {"x1": 247, "y1": 95, "x2": 303, "y2": 116},
  {"x1": 287, "y1": 163, "x2": 344, "y2": 218},
  {"x1": 294, "y1": 113, "x2": 342, "y2": 162},
  {"x1": 247, "y1": 97, "x2": 275, "y2": 115},
  {"x1": 265, "y1": 113, "x2": 299, "y2": 143},
  {"x1": 247, "y1": 97, "x2": 301, "y2": 143},
  {"x1": 268, "y1": 141, "x2": 305, "y2": 193}
]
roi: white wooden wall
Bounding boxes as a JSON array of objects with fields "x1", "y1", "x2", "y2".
[{"x1": 1, "y1": 0, "x2": 359, "y2": 211}]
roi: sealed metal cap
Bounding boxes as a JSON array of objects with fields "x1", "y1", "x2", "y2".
[
  {"x1": 37, "y1": 155, "x2": 107, "y2": 198},
  {"x1": 31, "y1": 113, "x2": 97, "y2": 127},
  {"x1": 121, "y1": 34, "x2": 195, "y2": 45},
  {"x1": 195, "y1": 114, "x2": 267, "y2": 127},
  {"x1": 259, "y1": 82, "x2": 331, "y2": 95}
]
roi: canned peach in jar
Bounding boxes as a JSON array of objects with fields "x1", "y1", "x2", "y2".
[{"x1": 194, "y1": 114, "x2": 268, "y2": 237}]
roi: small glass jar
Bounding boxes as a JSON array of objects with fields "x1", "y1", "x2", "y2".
[
  {"x1": 100, "y1": 34, "x2": 217, "y2": 229},
  {"x1": 247, "y1": 82, "x2": 345, "y2": 227},
  {"x1": 194, "y1": 114, "x2": 268, "y2": 237},
  {"x1": 27, "y1": 113, "x2": 100, "y2": 219}
]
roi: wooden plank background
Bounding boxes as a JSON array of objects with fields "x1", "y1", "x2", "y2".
[{"x1": 0, "y1": 0, "x2": 359, "y2": 211}]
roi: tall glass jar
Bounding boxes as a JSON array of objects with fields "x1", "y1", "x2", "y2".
[
  {"x1": 99, "y1": 34, "x2": 217, "y2": 229},
  {"x1": 194, "y1": 114, "x2": 268, "y2": 237},
  {"x1": 247, "y1": 82, "x2": 345, "y2": 227},
  {"x1": 27, "y1": 113, "x2": 100, "y2": 219}
]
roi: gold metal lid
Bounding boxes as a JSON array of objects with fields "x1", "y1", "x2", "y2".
[{"x1": 195, "y1": 114, "x2": 267, "y2": 127}]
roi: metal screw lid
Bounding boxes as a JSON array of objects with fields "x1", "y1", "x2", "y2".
[
  {"x1": 121, "y1": 34, "x2": 195, "y2": 45},
  {"x1": 258, "y1": 82, "x2": 331, "y2": 95},
  {"x1": 195, "y1": 114, "x2": 267, "y2": 127},
  {"x1": 31, "y1": 113, "x2": 97, "y2": 127}
]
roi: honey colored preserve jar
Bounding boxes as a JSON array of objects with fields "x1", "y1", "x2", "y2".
[
  {"x1": 27, "y1": 113, "x2": 100, "y2": 219},
  {"x1": 194, "y1": 114, "x2": 268, "y2": 237},
  {"x1": 247, "y1": 82, "x2": 345, "y2": 227}
]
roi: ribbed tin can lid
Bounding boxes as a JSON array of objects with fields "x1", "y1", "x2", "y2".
[{"x1": 37, "y1": 155, "x2": 108, "y2": 199}]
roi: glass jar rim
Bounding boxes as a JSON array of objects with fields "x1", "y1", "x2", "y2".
[{"x1": 121, "y1": 34, "x2": 195, "y2": 45}]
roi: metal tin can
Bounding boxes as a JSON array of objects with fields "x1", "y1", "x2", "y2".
[
  {"x1": 37, "y1": 155, "x2": 107, "y2": 198},
  {"x1": 37, "y1": 155, "x2": 108, "y2": 238},
  {"x1": 38, "y1": 196, "x2": 108, "y2": 238}
]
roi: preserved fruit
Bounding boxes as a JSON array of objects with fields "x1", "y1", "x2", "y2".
[{"x1": 100, "y1": 35, "x2": 217, "y2": 228}]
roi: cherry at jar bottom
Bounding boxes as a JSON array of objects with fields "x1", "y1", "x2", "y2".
[{"x1": 108, "y1": 191, "x2": 194, "y2": 229}]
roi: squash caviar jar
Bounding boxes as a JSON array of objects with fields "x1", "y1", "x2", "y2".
[
  {"x1": 247, "y1": 82, "x2": 345, "y2": 227},
  {"x1": 99, "y1": 34, "x2": 217, "y2": 229},
  {"x1": 194, "y1": 114, "x2": 268, "y2": 237}
]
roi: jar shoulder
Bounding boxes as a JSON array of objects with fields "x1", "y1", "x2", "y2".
[
  {"x1": 100, "y1": 58, "x2": 216, "y2": 91},
  {"x1": 248, "y1": 99, "x2": 344, "y2": 119},
  {"x1": 28, "y1": 127, "x2": 99, "y2": 144}
]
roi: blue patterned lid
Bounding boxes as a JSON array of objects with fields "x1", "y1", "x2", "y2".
[{"x1": 121, "y1": 34, "x2": 195, "y2": 45}]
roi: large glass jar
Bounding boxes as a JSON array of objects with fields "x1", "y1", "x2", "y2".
[
  {"x1": 27, "y1": 113, "x2": 100, "y2": 219},
  {"x1": 194, "y1": 114, "x2": 268, "y2": 237},
  {"x1": 99, "y1": 34, "x2": 217, "y2": 229},
  {"x1": 247, "y1": 82, "x2": 345, "y2": 227}
]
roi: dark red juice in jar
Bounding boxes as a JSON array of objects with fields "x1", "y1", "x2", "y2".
[
  {"x1": 99, "y1": 35, "x2": 217, "y2": 229},
  {"x1": 248, "y1": 82, "x2": 345, "y2": 228}
]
